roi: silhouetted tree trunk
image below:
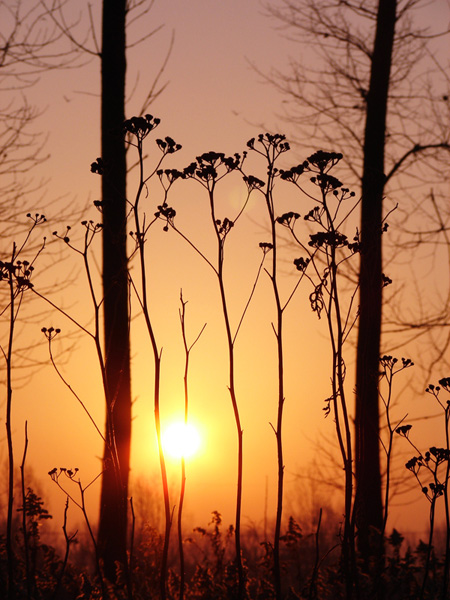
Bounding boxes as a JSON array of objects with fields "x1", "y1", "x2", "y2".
[
  {"x1": 265, "y1": 0, "x2": 448, "y2": 569},
  {"x1": 97, "y1": 0, "x2": 131, "y2": 581},
  {"x1": 355, "y1": 0, "x2": 397, "y2": 563}
]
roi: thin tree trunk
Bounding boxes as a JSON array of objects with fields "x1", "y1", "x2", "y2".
[
  {"x1": 97, "y1": 0, "x2": 132, "y2": 582},
  {"x1": 355, "y1": 0, "x2": 397, "y2": 565}
]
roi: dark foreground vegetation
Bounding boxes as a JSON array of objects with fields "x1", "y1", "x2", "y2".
[{"x1": 1, "y1": 503, "x2": 450, "y2": 599}]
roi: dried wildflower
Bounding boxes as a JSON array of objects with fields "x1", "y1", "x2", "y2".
[
  {"x1": 216, "y1": 217, "x2": 234, "y2": 237},
  {"x1": 309, "y1": 230, "x2": 349, "y2": 249},
  {"x1": 42, "y1": 327, "x2": 61, "y2": 340},
  {"x1": 155, "y1": 203, "x2": 176, "y2": 231},
  {"x1": 438, "y1": 377, "x2": 450, "y2": 391},
  {"x1": 259, "y1": 242, "x2": 273, "y2": 257},
  {"x1": 90, "y1": 157, "x2": 104, "y2": 175},
  {"x1": 310, "y1": 173, "x2": 343, "y2": 192},
  {"x1": 396, "y1": 424, "x2": 412, "y2": 437},
  {"x1": 382, "y1": 273, "x2": 392, "y2": 287},
  {"x1": 243, "y1": 174, "x2": 265, "y2": 190},
  {"x1": 157, "y1": 168, "x2": 185, "y2": 186},
  {"x1": 279, "y1": 162, "x2": 309, "y2": 182},
  {"x1": 276, "y1": 211, "x2": 300, "y2": 227},
  {"x1": 293, "y1": 257, "x2": 310, "y2": 272},
  {"x1": 405, "y1": 456, "x2": 419, "y2": 471},
  {"x1": 247, "y1": 133, "x2": 290, "y2": 153},
  {"x1": 156, "y1": 136, "x2": 182, "y2": 154},
  {"x1": 26, "y1": 213, "x2": 46, "y2": 224},
  {"x1": 123, "y1": 114, "x2": 160, "y2": 139},
  {"x1": 307, "y1": 150, "x2": 343, "y2": 172}
]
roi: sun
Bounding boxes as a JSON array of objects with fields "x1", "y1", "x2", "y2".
[{"x1": 162, "y1": 422, "x2": 201, "y2": 459}]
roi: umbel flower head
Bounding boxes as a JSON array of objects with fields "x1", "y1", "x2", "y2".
[
  {"x1": 156, "y1": 136, "x2": 182, "y2": 154},
  {"x1": 0, "y1": 260, "x2": 35, "y2": 290},
  {"x1": 41, "y1": 326, "x2": 61, "y2": 341},
  {"x1": 307, "y1": 150, "x2": 343, "y2": 172},
  {"x1": 183, "y1": 151, "x2": 242, "y2": 184},
  {"x1": 123, "y1": 114, "x2": 161, "y2": 140},
  {"x1": 90, "y1": 157, "x2": 104, "y2": 175},
  {"x1": 247, "y1": 133, "x2": 290, "y2": 153}
]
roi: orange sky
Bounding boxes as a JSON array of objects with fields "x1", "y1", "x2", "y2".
[{"x1": 2, "y1": 0, "x2": 449, "y2": 548}]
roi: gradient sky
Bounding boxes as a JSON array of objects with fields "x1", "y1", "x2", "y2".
[{"x1": 2, "y1": 0, "x2": 449, "y2": 547}]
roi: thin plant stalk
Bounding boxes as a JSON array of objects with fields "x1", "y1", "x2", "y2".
[
  {"x1": 273, "y1": 150, "x2": 362, "y2": 595},
  {"x1": 127, "y1": 118, "x2": 173, "y2": 600},
  {"x1": 129, "y1": 497, "x2": 136, "y2": 592},
  {"x1": 49, "y1": 468, "x2": 107, "y2": 598},
  {"x1": 425, "y1": 380, "x2": 450, "y2": 599},
  {"x1": 309, "y1": 508, "x2": 322, "y2": 600},
  {"x1": 20, "y1": 422, "x2": 31, "y2": 600},
  {"x1": 266, "y1": 156, "x2": 286, "y2": 600},
  {"x1": 161, "y1": 150, "x2": 263, "y2": 598},
  {"x1": 5, "y1": 243, "x2": 17, "y2": 600},
  {"x1": 51, "y1": 498, "x2": 77, "y2": 600},
  {"x1": 36, "y1": 222, "x2": 120, "y2": 479},
  {"x1": 178, "y1": 292, "x2": 206, "y2": 600},
  {"x1": 211, "y1": 189, "x2": 245, "y2": 596},
  {"x1": 381, "y1": 363, "x2": 395, "y2": 535},
  {"x1": 320, "y1": 181, "x2": 356, "y2": 589},
  {"x1": 433, "y1": 383, "x2": 450, "y2": 600},
  {"x1": 193, "y1": 172, "x2": 247, "y2": 596},
  {"x1": 34, "y1": 218, "x2": 133, "y2": 594},
  {"x1": 378, "y1": 356, "x2": 412, "y2": 536},
  {"x1": 421, "y1": 496, "x2": 437, "y2": 600},
  {"x1": 397, "y1": 421, "x2": 449, "y2": 598},
  {"x1": 443, "y1": 403, "x2": 450, "y2": 599},
  {"x1": 1, "y1": 215, "x2": 46, "y2": 600},
  {"x1": 35, "y1": 222, "x2": 128, "y2": 591},
  {"x1": 245, "y1": 134, "x2": 292, "y2": 600}
]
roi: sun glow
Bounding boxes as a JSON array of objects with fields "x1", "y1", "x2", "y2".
[{"x1": 162, "y1": 422, "x2": 202, "y2": 459}]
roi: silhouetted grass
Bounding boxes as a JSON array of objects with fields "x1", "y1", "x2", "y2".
[{"x1": 2, "y1": 501, "x2": 450, "y2": 599}]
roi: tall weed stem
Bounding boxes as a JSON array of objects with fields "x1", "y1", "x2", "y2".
[
  {"x1": 1, "y1": 215, "x2": 46, "y2": 599},
  {"x1": 125, "y1": 115, "x2": 181, "y2": 599},
  {"x1": 178, "y1": 293, "x2": 206, "y2": 600},
  {"x1": 273, "y1": 149, "x2": 361, "y2": 595}
]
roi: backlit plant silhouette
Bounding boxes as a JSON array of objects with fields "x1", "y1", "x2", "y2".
[
  {"x1": 271, "y1": 149, "x2": 361, "y2": 595},
  {"x1": 378, "y1": 355, "x2": 414, "y2": 536},
  {"x1": 0, "y1": 213, "x2": 46, "y2": 600},
  {"x1": 124, "y1": 113, "x2": 183, "y2": 600},
  {"x1": 3, "y1": 116, "x2": 450, "y2": 600},
  {"x1": 178, "y1": 293, "x2": 206, "y2": 600},
  {"x1": 243, "y1": 133, "x2": 301, "y2": 600},
  {"x1": 397, "y1": 377, "x2": 450, "y2": 599},
  {"x1": 154, "y1": 145, "x2": 267, "y2": 599}
]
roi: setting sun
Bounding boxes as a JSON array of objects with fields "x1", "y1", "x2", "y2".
[{"x1": 162, "y1": 422, "x2": 202, "y2": 459}]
